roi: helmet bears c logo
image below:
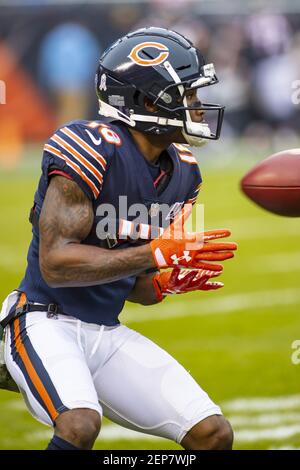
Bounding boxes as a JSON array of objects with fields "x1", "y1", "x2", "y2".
[{"x1": 128, "y1": 42, "x2": 169, "y2": 67}]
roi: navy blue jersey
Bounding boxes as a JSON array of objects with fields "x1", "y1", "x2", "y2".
[{"x1": 19, "y1": 119, "x2": 202, "y2": 326}]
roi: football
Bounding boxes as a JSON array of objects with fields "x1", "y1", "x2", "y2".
[{"x1": 240, "y1": 149, "x2": 300, "y2": 217}]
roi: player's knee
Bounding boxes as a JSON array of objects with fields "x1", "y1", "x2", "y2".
[
  {"x1": 211, "y1": 418, "x2": 233, "y2": 450},
  {"x1": 181, "y1": 415, "x2": 233, "y2": 450},
  {"x1": 55, "y1": 408, "x2": 101, "y2": 449}
]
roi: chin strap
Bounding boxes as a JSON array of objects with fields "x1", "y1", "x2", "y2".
[
  {"x1": 182, "y1": 131, "x2": 209, "y2": 147},
  {"x1": 182, "y1": 122, "x2": 211, "y2": 147},
  {"x1": 98, "y1": 100, "x2": 211, "y2": 145}
]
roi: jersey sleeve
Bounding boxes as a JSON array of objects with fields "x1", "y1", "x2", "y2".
[
  {"x1": 185, "y1": 161, "x2": 202, "y2": 206},
  {"x1": 186, "y1": 178, "x2": 202, "y2": 206},
  {"x1": 172, "y1": 143, "x2": 202, "y2": 205},
  {"x1": 42, "y1": 121, "x2": 112, "y2": 200}
]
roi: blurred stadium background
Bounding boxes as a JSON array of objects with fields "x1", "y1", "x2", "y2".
[{"x1": 0, "y1": 0, "x2": 300, "y2": 450}]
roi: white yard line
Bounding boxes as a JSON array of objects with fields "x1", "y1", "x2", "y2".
[
  {"x1": 268, "y1": 445, "x2": 300, "y2": 450},
  {"x1": 230, "y1": 412, "x2": 300, "y2": 428},
  {"x1": 123, "y1": 287, "x2": 300, "y2": 323},
  {"x1": 25, "y1": 422, "x2": 300, "y2": 444},
  {"x1": 235, "y1": 425, "x2": 300, "y2": 442},
  {"x1": 9, "y1": 393, "x2": 300, "y2": 445},
  {"x1": 223, "y1": 395, "x2": 300, "y2": 412}
]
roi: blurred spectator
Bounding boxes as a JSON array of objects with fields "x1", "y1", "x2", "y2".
[
  {"x1": 0, "y1": 41, "x2": 55, "y2": 168},
  {"x1": 108, "y1": 4, "x2": 141, "y2": 36},
  {"x1": 202, "y1": 21, "x2": 252, "y2": 135},
  {"x1": 246, "y1": 12, "x2": 292, "y2": 60},
  {"x1": 1, "y1": 1, "x2": 300, "y2": 150},
  {"x1": 171, "y1": 19, "x2": 211, "y2": 56},
  {"x1": 38, "y1": 22, "x2": 100, "y2": 125},
  {"x1": 252, "y1": 52, "x2": 297, "y2": 125}
]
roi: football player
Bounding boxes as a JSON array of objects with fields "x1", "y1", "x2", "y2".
[{"x1": 0, "y1": 27, "x2": 237, "y2": 450}]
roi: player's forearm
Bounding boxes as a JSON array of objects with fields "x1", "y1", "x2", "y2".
[
  {"x1": 40, "y1": 242, "x2": 156, "y2": 288},
  {"x1": 127, "y1": 272, "x2": 162, "y2": 305}
]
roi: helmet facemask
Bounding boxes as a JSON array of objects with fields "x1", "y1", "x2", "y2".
[{"x1": 131, "y1": 62, "x2": 225, "y2": 146}]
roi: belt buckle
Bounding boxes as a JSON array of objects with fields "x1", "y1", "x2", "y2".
[{"x1": 47, "y1": 303, "x2": 58, "y2": 319}]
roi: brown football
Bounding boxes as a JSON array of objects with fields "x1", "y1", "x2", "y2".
[{"x1": 240, "y1": 149, "x2": 300, "y2": 217}]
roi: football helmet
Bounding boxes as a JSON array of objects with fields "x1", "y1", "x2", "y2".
[{"x1": 95, "y1": 27, "x2": 224, "y2": 146}]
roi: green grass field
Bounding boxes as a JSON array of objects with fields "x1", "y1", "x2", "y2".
[{"x1": 0, "y1": 149, "x2": 300, "y2": 450}]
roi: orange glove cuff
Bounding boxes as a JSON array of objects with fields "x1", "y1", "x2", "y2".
[{"x1": 152, "y1": 274, "x2": 165, "y2": 302}]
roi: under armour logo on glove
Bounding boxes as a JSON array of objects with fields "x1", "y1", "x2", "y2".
[
  {"x1": 170, "y1": 251, "x2": 192, "y2": 265},
  {"x1": 150, "y1": 205, "x2": 238, "y2": 270}
]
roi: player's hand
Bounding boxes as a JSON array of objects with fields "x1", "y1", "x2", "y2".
[
  {"x1": 152, "y1": 267, "x2": 224, "y2": 301},
  {"x1": 149, "y1": 206, "x2": 237, "y2": 270}
]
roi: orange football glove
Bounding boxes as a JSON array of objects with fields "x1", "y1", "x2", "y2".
[
  {"x1": 150, "y1": 206, "x2": 237, "y2": 270},
  {"x1": 153, "y1": 267, "x2": 224, "y2": 301}
]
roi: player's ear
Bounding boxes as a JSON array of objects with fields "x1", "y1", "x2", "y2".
[{"x1": 144, "y1": 97, "x2": 159, "y2": 113}]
